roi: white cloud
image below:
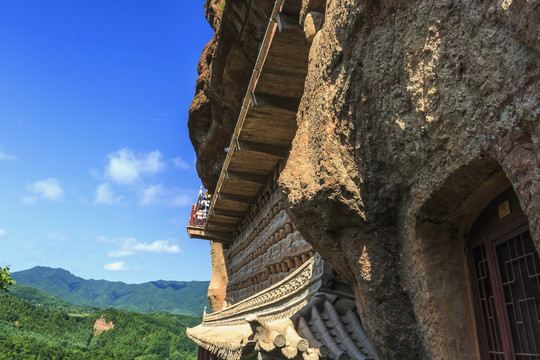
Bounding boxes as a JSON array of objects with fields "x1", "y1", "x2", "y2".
[
  {"x1": 139, "y1": 184, "x2": 165, "y2": 206},
  {"x1": 131, "y1": 239, "x2": 180, "y2": 253},
  {"x1": 139, "y1": 184, "x2": 193, "y2": 207},
  {"x1": 89, "y1": 169, "x2": 100, "y2": 179},
  {"x1": 94, "y1": 182, "x2": 121, "y2": 204},
  {"x1": 154, "y1": 113, "x2": 169, "y2": 123},
  {"x1": 95, "y1": 236, "x2": 112, "y2": 243},
  {"x1": 170, "y1": 194, "x2": 191, "y2": 207},
  {"x1": 107, "y1": 249, "x2": 135, "y2": 258},
  {"x1": 0, "y1": 229, "x2": 6, "y2": 238},
  {"x1": 104, "y1": 261, "x2": 126, "y2": 271},
  {"x1": 0, "y1": 152, "x2": 16, "y2": 160},
  {"x1": 107, "y1": 237, "x2": 180, "y2": 258},
  {"x1": 22, "y1": 196, "x2": 37, "y2": 204},
  {"x1": 48, "y1": 232, "x2": 68, "y2": 241},
  {"x1": 172, "y1": 156, "x2": 190, "y2": 170},
  {"x1": 106, "y1": 149, "x2": 165, "y2": 184},
  {"x1": 24, "y1": 178, "x2": 64, "y2": 203}
]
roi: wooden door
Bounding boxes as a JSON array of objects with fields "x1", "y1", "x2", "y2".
[{"x1": 468, "y1": 189, "x2": 540, "y2": 359}]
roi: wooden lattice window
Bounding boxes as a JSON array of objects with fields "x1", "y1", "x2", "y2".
[{"x1": 468, "y1": 189, "x2": 540, "y2": 359}]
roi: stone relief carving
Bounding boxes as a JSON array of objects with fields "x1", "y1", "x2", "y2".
[
  {"x1": 203, "y1": 254, "x2": 324, "y2": 326},
  {"x1": 223, "y1": 178, "x2": 314, "y2": 303}
]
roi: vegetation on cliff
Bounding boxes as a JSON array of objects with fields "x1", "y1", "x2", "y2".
[{"x1": 0, "y1": 266, "x2": 15, "y2": 292}]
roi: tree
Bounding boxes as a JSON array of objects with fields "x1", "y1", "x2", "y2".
[{"x1": 0, "y1": 266, "x2": 16, "y2": 292}]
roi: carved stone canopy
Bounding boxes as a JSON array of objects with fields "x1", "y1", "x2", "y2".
[{"x1": 187, "y1": 255, "x2": 379, "y2": 360}]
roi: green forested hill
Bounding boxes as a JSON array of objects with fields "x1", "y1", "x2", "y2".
[
  {"x1": 12, "y1": 266, "x2": 209, "y2": 316},
  {"x1": 0, "y1": 294, "x2": 200, "y2": 360},
  {"x1": 8, "y1": 284, "x2": 99, "y2": 315}
]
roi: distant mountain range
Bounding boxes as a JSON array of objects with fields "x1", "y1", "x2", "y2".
[{"x1": 11, "y1": 266, "x2": 209, "y2": 317}]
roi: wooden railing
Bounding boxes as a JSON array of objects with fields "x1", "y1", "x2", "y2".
[{"x1": 189, "y1": 187, "x2": 211, "y2": 227}]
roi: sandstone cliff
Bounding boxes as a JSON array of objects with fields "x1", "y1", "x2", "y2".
[
  {"x1": 188, "y1": 0, "x2": 539, "y2": 358},
  {"x1": 188, "y1": 0, "x2": 273, "y2": 191}
]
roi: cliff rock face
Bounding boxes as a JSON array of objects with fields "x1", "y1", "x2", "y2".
[
  {"x1": 280, "y1": 0, "x2": 539, "y2": 358},
  {"x1": 188, "y1": 0, "x2": 539, "y2": 358},
  {"x1": 188, "y1": 0, "x2": 273, "y2": 191},
  {"x1": 207, "y1": 241, "x2": 228, "y2": 312}
]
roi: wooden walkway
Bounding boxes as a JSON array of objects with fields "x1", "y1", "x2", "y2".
[{"x1": 188, "y1": 0, "x2": 309, "y2": 244}]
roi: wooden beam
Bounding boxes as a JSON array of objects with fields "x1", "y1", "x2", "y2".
[
  {"x1": 255, "y1": 72, "x2": 306, "y2": 99},
  {"x1": 186, "y1": 226, "x2": 231, "y2": 243},
  {"x1": 282, "y1": 0, "x2": 302, "y2": 15},
  {"x1": 205, "y1": 220, "x2": 237, "y2": 232},
  {"x1": 212, "y1": 215, "x2": 243, "y2": 222},
  {"x1": 226, "y1": 170, "x2": 268, "y2": 185},
  {"x1": 218, "y1": 193, "x2": 254, "y2": 205},
  {"x1": 190, "y1": 234, "x2": 230, "y2": 243},
  {"x1": 234, "y1": 139, "x2": 289, "y2": 159},
  {"x1": 213, "y1": 208, "x2": 246, "y2": 220},
  {"x1": 277, "y1": 12, "x2": 302, "y2": 33},
  {"x1": 186, "y1": 226, "x2": 205, "y2": 235},
  {"x1": 249, "y1": 93, "x2": 299, "y2": 113}
]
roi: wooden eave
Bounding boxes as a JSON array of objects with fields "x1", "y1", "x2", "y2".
[
  {"x1": 186, "y1": 226, "x2": 231, "y2": 243},
  {"x1": 188, "y1": 1, "x2": 309, "y2": 243}
]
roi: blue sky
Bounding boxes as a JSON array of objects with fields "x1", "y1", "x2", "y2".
[{"x1": 0, "y1": 1, "x2": 215, "y2": 283}]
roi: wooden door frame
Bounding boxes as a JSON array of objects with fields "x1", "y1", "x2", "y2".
[{"x1": 467, "y1": 188, "x2": 532, "y2": 360}]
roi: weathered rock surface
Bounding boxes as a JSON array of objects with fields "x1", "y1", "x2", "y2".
[
  {"x1": 188, "y1": 0, "x2": 273, "y2": 191},
  {"x1": 188, "y1": 0, "x2": 539, "y2": 358},
  {"x1": 279, "y1": 0, "x2": 539, "y2": 358},
  {"x1": 207, "y1": 241, "x2": 228, "y2": 312},
  {"x1": 303, "y1": 11, "x2": 325, "y2": 43}
]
